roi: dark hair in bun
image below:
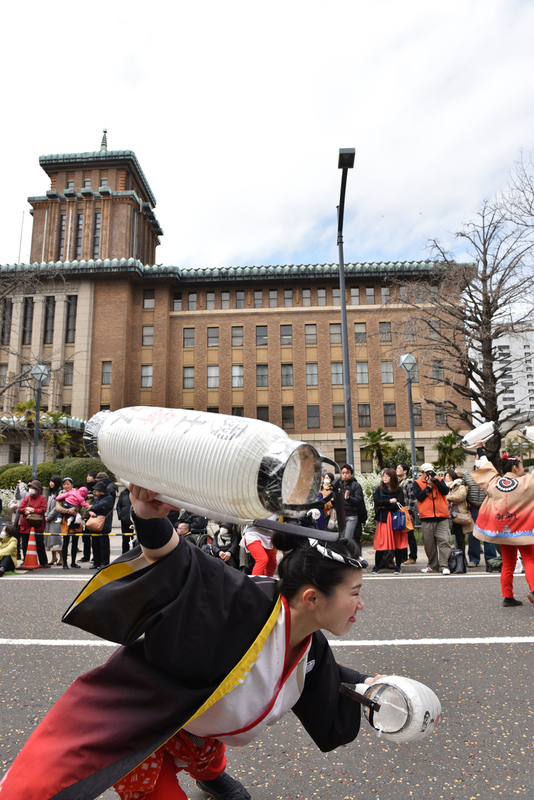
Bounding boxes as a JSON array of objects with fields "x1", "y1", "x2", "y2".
[
  {"x1": 272, "y1": 531, "x2": 363, "y2": 601},
  {"x1": 501, "y1": 454, "x2": 520, "y2": 474}
]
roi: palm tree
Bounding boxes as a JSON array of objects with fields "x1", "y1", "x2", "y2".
[
  {"x1": 435, "y1": 429, "x2": 467, "y2": 472},
  {"x1": 42, "y1": 411, "x2": 73, "y2": 462},
  {"x1": 360, "y1": 427, "x2": 395, "y2": 471}
]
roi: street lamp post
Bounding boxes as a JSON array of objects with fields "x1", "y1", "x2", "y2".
[
  {"x1": 400, "y1": 354, "x2": 418, "y2": 479},
  {"x1": 337, "y1": 148, "x2": 356, "y2": 468},
  {"x1": 30, "y1": 364, "x2": 50, "y2": 479}
]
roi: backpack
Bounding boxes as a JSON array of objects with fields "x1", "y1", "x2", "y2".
[{"x1": 448, "y1": 548, "x2": 467, "y2": 574}]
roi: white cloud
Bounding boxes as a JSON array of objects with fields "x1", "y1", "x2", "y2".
[{"x1": 2, "y1": 0, "x2": 534, "y2": 268}]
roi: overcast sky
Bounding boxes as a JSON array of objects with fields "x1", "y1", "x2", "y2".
[{"x1": 2, "y1": 0, "x2": 534, "y2": 270}]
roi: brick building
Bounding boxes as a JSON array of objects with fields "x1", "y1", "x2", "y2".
[{"x1": 0, "y1": 140, "x2": 468, "y2": 469}]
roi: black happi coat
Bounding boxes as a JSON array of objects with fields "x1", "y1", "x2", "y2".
[{"x1": 1, "y1": 539, "x2": 368, "y2": 800}]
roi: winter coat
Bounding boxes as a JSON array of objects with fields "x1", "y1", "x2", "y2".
[
  {"x1": 414, "y1": 477, "x2": 450, "y2": 519},
  {"x1": 17, "y1": 493, "x2": 47, "y2": 533},
  {"x1": 446, "y1": 479, "x2": 474, "y2": 532},
  {"x1": 0, "y1": 534, "x2": 18, "y2": 568},
  {"x1": 340, "y1": 477, "x2": 367, "y2": 523},
  {"x1": 88, "y1": 493, "x2": 114, "y2": 534},
  {"x1": 372, "y1": 485, "x2": 405, "y2": 524},
  {"x1": 116, "y1": 489, "x2": 133, "y2": 531}
]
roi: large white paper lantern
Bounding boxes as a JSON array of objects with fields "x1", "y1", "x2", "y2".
[
  {"x1": 84, "y1": 406, "x2": 324, "y2": 523},
  {"x1": 355, "y1": 675, "x2": 441, "y2": 744}
]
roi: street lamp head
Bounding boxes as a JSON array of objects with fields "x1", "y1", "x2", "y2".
[
  {"x1": 338, "y1": 148, "x2": 355, "y2": 169},
  {"x1": 400, "y1": 353, "x2": 417, "y2": 373},
  {"x1": 31, "y1": 364, "x2": 50, "y2": 383}
]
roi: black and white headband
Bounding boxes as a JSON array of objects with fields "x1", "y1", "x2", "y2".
[{"x1": 308, "y1": 538, "x2": 368, "y2": 570}]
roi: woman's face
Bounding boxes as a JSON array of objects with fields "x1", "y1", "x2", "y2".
[
  {"x1": 62, "y1": 480, "x2": 73, "y2": 491},
  {"x1": 444, "y1": 473, "x2": 453, "y2": 484},
  {"x1": 382, "y1": 472, "x2": 390, "y2": 485},
  {"x1": 314, "y1": 569, "x2": 364, "y2": 637}
]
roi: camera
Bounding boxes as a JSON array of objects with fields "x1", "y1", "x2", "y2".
[{"x1": 426, "y1": 470, "x2": 436, "y2": 478}]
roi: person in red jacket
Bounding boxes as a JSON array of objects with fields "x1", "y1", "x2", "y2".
[
  {"x1": 18, "y1": 479, "x2": 48, "y2": 567},
  {"x1": 413, "y1": 463, "x2": 451, "y2": 574}
]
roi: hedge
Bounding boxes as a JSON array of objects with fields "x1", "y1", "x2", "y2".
[{"x1": 0, "y1": 458, "x2": 116, "y2": 490}]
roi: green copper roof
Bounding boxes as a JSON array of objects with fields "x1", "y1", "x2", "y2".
[
  {"x1": 0, "y1": 259, "x2": 451, "y2": 282},
  {"x1": 177, "y1": 260, "x2": 449, "y2": 281},
  {"x1": 39, "y1": 150, "x2": 157, "y2": 207}
]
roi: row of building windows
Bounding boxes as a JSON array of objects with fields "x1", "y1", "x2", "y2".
[
  {"x1": 155, "y1": 285, "x2": 393, "y2": 312},
  {"x1": 58, "y1": 213, "x2": 101, "y2": 261},
  {"x1": 0, "y1": 296, "x2": 78, "y2": 347},
  {"x1": 177, "y1": 321, "x2": 400, "y2": 349},
  {"x1": 0, "y1": 362, "x2": 75, "y2": 388},
  {"x1": 114, "y1": 401, "x2": 442, "y2": 431},
  {"x1": 64, "y1": 173, "x2": 108, "y2": 191},
  {"x1": 180, "y1": 361, "x2": 439, "y2": 387},
  {"x1": 99, "y1": 358, "x2": 444, "y2": 390}
]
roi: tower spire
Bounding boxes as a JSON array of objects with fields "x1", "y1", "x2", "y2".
[{"x1": 100, "y1": 129, "x2": 108, "y2": 151}]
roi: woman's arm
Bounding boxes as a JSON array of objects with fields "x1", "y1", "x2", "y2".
[{"x1": 129, "y1": 484, "x2": 180, "y2": 564}]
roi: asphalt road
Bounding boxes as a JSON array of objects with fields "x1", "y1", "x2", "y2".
[{"x1": 1, "y1": 542, "x2": 533, "y2": 800}]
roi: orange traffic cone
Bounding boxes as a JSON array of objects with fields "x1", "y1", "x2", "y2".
[{"x1": 21, "y1": 528, "x2": 44, "y2": 571}]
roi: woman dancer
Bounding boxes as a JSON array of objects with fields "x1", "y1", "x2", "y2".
[
  {"x1": 473, "y1": 442, "x2": 534, "y2": 607},
  {"x1": 1, "y1": 483, "x2": 383, "y2": 800}
]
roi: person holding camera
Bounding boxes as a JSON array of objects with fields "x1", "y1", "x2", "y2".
[{"x1": 414, "y1": 463, "x2": 452, "y2": 574}]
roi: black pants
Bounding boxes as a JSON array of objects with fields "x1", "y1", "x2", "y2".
[
  {"x1": 81, "y1": 533, "x2": 92, "y2": 560},
  {"x1": 452, "y1": 522, "x2": 466, "y2": 554},
  {"x1": 92, "y1": 535, "x2": 110, "y2": 567},
  {"x1": 375, "y1": 548, "x2": 404, "y2": 570},
  {"x1": 21, "y1": 532, "x2": 48, "y2": 566},
  {"x1": 0, "y1": 555, "x2": 15, "y2": 572},
  {"x1": 407, "y1": 528, "x2": 418, "y2": 560},
  {"x1": 62, "y1": 534, "x2": 79, "y2": 565}
]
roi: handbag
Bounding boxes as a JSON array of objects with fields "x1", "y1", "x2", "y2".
[
  {"x1": 85, "y1": 515, "x2": 106, "y2": 532},
  {"x1": 327, "y1": 507, "x2": 338, "y2": 531},
  {"x1": 26, "y1": 513, "x2": 44, "y2": 524},
  {"x1": 391, "y1": 508, "x2": 406, "y2": 531},
  {"x1": 399, "y1": 505, "x2": 414, "y2": 531},
  {"x1": 451, "y1": 504, "x2": 472, "y2": 525}
]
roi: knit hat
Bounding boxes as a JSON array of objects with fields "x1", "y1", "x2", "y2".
[
  {"x1": 420, "y1": 463, "x2": 435, "y2": 473},
  {"x1": 93, "y1": 481, "x2": 108, "y2": 492},
  {"x1": 96, "y1": 472, "x2": 109, "y2": 481}
]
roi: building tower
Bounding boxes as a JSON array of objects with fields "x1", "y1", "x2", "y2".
[{"x1": 28, "y1": 131, "x2": 163, "y2": 265}]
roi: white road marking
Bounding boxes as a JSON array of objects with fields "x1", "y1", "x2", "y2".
[
  {"x1": 2, "y1": 635, "x2": 534, "y2": 648},
  {"x1": 331, "y1": 636, "x2": 534, "y2": 646}
]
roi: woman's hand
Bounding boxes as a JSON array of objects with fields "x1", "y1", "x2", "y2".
[
  {"x1": 364, "y1": 674, "x2": 387, "y2": 685},
  {"x1": 25, "y1": 506, "x2": 34, "y2": 515},
  {"x1": 129, "y1": 484, "x2": 176, "y2": 520},
  {"x1": 219, "y1": 551, "x2": 231, "y2": 562},
  {"x1": 389, "y1": 498, "x2": 396, "y2": 504}
]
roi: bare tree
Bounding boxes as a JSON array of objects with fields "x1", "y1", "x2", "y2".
[{"x1": 389, "y1": 164, "x2": 534, "y2": 464}]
